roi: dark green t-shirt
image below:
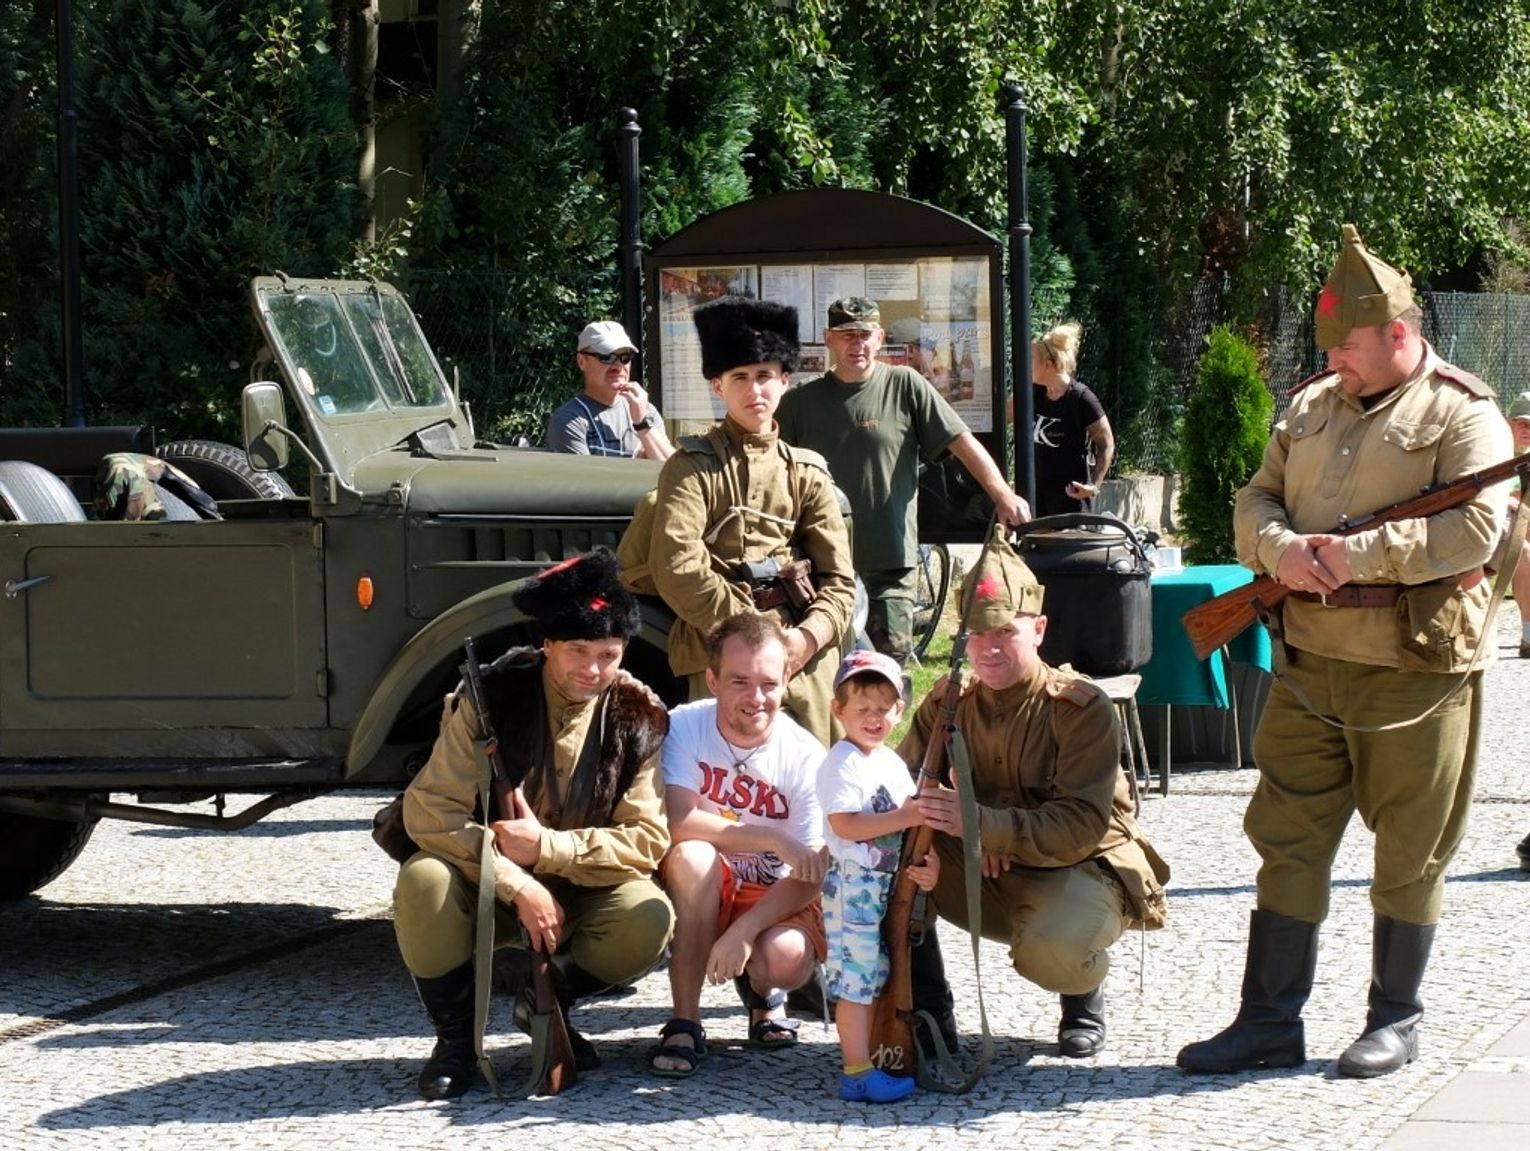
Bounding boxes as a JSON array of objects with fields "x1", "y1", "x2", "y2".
[{"x1": 777, "y1": 362, "x2": 968, "y2": 571}]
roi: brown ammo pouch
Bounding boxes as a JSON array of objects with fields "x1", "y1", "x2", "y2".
[{"x1": 741, "y1": 558, "x2": 817, "y2": 617}]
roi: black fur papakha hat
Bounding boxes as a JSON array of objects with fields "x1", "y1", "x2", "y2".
[
  {"x1": 693, "y1": 295, "x2": 799, "y2": 380},
  {"x1": 511, "y1": 546, "x2": 641, "y2": 641}
]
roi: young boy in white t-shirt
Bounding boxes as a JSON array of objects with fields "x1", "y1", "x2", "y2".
[{"x1": 817, "y1": 649, "x2": 939, "y2": 1103}]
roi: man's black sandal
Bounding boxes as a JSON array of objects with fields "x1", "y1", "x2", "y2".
[
  {"x1": 651, "y1": 1018, "x2": 707, "y2": 1078},
  {"x1": 734, "y1": 976, "x2": 800, "y2": 1047}
]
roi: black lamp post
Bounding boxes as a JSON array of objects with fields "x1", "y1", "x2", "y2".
[{"x1": 1002, "y1": 83, "x2": 1034, "y2": 509}]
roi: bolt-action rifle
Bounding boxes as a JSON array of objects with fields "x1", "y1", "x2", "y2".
[
  {"x1": 868, "y1": 522, "x2": 1002, "y2": 1080},
  {"x1": 1181, "y1": 453, "x2": 1530, "y2": 661},
  {"x1": 461, "y1": 636, "x2": 578, "y2": 1096}
]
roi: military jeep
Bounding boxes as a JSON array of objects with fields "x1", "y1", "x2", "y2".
[{"x1": 0, "y1": 276, "x2": 687, "y2": 899}]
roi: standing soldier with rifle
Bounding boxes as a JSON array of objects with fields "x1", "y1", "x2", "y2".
[
  {"x1": 391, "y1": 548, "x2": 673, "y2": 1100},
  {"x1": 1178, "y1": 226, "x2": 1513, "y2": 1079},
  {"x1": 898, "y1": 537, "x2": 1169, "y2": 1063}
]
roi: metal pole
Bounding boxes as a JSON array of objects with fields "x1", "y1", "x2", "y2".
[
  {"x1": 56, "y1": 0, "x2": 86, "y2": 427},
  {"x1": 616, "y1": 107, "x2": 644, "y2": 386},
  {"x1": 1002, "y1": 84, "x2": 1034, "y2": 509}
]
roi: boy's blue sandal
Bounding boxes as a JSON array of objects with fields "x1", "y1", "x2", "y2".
[{"x1": 839, "y1": 1068, "x2": 916, "y2": 1103}]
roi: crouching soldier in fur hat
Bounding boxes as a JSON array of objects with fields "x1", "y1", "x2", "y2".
[
  {"x1": 617, "y1": 295, "x2": 857, "y2": 747},
  {"x1": 392, "y1": 547, "x2": 674, "y2": 1100}
]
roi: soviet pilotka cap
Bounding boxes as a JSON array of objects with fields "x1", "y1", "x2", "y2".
[
  {"x1": 959, "y1": 537, "x2": 1046, "y2": 632},
  {"x1": 510, "y1": 546, "x2": 641, "y2": 641},
  {"x1": 1314, "y1": 225, "x2": 1415, "y2": 349},
  {"x1": 1508, "y1": 391, "x2": 1530, "y2": 420},
  {"x1": 826, "y1": 296, "x2": 881, "y2": 331}
]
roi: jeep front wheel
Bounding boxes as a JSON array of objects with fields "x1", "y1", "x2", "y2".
[{"x1": 0, "y1": 811, "x2": 98, "y2": 900}]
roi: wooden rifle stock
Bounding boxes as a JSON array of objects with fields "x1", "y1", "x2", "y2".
[
  {"x1": 462, "y1": 638, "x2": 578, "y2": 1096},
  {"x1": 1180, "y1": 452, "x2": 1530, "y2": 661},
  {"x1": 867, "y1": 518, "x2": 1002, "y2": 1077},
  {"x1": 866, "y1": 687, "x2": 955, "y2": 1077}
]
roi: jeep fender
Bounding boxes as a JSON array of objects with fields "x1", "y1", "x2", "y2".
[{"x1": 346, "y1": 578, "x2": 675, "y2": 776}]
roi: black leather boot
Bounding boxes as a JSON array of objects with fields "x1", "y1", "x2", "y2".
[
  {"x1": 910, "y1": 922, "x2": 961, "y2": 1055},
  {"x1": 1337, "y1": 916, "x2": 1435, "y2": 1078},
  {"x1": 1058, "y1": 985, "x2": 1107, "y2": 1057},
  {"x1": 1177, "y1": 909, "x2": 1318, "y2": 1073},
  {"x1": 413, "y1": 961, "x2": 477, "y2": 1100}
]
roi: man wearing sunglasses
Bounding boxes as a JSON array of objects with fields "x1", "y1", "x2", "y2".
[{"x1": 547, "y1": 320, "x2": 674, "y2": 460}]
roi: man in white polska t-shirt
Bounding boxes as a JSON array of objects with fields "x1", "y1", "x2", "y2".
[{"x1": 648, "y1": 612, "x2": 829, "y2": 1078}]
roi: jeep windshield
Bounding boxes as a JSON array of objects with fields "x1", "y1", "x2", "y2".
[{"x1": 261, "y1": 285, "x2": 449, "y2": 417}]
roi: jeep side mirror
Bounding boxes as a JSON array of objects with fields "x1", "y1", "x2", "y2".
[{"x1": 242, "y1": 382, "x2": 290, "y2": 471}]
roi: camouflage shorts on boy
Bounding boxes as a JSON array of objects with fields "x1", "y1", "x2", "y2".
[{"x1": 821, "y1": 856, "x2": 895, "y2": 1005}]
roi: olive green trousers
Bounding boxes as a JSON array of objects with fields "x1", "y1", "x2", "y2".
[
  {"x1": 1245, "y1": 650, "x2": 1481, "y2": 926},
  {"x1": 392, "y1": 852, "x2": 673, "y2": 982},
  {"x1": 926, "y1": 834, "x2": 1130, "y2": 997}
]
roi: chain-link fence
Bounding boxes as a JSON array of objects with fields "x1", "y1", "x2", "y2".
[
  {"x1": 406, "y1": 266, "x2": 1530, "y2": 464},
  {"x1": 404, "y1": 270, "x2": 585, "y2": 446},
  {"x1": 1093, "y1": 282, "x2": 1530, "y2": 474}
]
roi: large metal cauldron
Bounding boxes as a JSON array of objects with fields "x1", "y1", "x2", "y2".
[{"x1": 1012, "y1": 512, "x2": 1153, "y2": 675}]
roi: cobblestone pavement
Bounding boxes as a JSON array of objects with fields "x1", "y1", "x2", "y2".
[{"x1": 2, "y1": 618, "x2": 1527, "y2": 1151}]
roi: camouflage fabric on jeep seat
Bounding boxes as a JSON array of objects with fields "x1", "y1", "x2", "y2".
[{"x1": 94, "y1": 453, "x2": 220, "y2": 521}]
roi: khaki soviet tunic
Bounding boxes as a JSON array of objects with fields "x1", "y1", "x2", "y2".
[
  {"x1": 1235, "y1": 348, "x2": 1512, "y2": 669},
  {"x1": 898, "y1": 663, "x2": 1167, "y2": 926},
  {"x1": 402, "y1": 667, "x2": 670, "y2": 908},
  {"x1": 639, "y1": 418, "x2": 856, "y2": 677}
]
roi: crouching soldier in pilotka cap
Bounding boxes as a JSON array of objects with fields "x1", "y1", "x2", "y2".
[
  {"x1": 904, "y1": 536, "x2": 1169, "y2": 1061},
  {"x1": 391, "y1": 547, "x2": 673, "y2": 1100},
  {"x1": 617, "y1": 294, "x2": 857, "y2": 747}
]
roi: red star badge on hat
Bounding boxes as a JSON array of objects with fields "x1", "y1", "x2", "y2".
[
  {"x1": 1317, "y1": 284, "x2": 1340, "y2": 316},
  {"x1": 975, "y1": 574, "x2": 1004, "y2": 601}
]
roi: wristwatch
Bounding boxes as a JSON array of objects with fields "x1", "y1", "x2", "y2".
[{"x1": 632, "y1": 414, "x2": 656, "y2": 432}]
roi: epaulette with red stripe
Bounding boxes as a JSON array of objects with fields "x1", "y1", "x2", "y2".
[
  {"x1": 1287, "y1": 369, "x2": 1335, "y2": 397},
  {"x1": 1432, "y1": 362, "x2": 1492, "y2": 398}
]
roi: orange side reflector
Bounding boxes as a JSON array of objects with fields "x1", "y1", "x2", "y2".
[{"x1": 356, "y1": 575, "x2": 375, "y2": 611}]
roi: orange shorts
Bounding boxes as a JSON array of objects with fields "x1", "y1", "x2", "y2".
[{"x1": 718, "y1": 856, "x2": 827, "y2": 963}]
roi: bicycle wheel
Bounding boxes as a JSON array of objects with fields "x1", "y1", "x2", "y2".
[{"x1": 910, "y1": 542, "x2": 951, "y2": 660}]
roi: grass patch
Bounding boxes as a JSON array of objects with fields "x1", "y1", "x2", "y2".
[{"x1": 892, "y1": 552, "x2": 968, "y2": 746}]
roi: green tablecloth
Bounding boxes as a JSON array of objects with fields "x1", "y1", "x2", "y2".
[{"x1": 1138, "y1": 564, "x2": 1273, "y2": 707}]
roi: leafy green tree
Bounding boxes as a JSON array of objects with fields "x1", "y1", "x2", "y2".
[
  {"x1": 1179, "y1": 325, "x2": 1272, "y2": 562},
  {"x1": 8, "y1": 0, "x2": 358, "y2": 437},
  {"x1": 0, "y1": 0, "x2": 64, "y2": 426}
]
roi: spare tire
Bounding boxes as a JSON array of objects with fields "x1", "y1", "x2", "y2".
[
  {"x1": 0, "y1": 460, "x2": 86, "y2": 522},
  {"x1": 156, "y1": 439, "x2": 294, "y2": 500},
  {"x1": 0, "y1": 810, "x2": 98, "y2": 900}
]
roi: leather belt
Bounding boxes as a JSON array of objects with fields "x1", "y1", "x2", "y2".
[
  {"x1": 1289, "y1": 566, "x2": 1485, "y2": 609},
  {"x1": 1291, "y1": 584, "x2": 1404, "y2": 608},
  {"x1": 752, "y1": 584, "x2": 790, "y2": 611}
]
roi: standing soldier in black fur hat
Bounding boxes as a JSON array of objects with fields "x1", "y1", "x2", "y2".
[
  {"x1": 391, "y1": 547, "x2": 674, "y2": 1100},
  {"x1": 618, "y1": 294, "x2": 857, "y2": 746}
]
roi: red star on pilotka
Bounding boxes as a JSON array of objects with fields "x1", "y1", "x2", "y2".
[
  {"x1": 1317, "y1": 284, "x2": 1340, "y2": 316},
  {"x1": 975, "y1": 574, "x2": 1004, "y2": 600},
  {"x1": 588, "y1": 596, "x2": 607, "y2": 612}
]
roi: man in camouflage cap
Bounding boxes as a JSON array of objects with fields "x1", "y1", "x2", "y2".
[
  {"x1": 1179, "y1": 226, "x2": 1512, "y2": 1079},
  {"x1": 899, "y1": 534, "x2": 1168, "y2": 1060},
  {"x1": 777, "y1": 296, "x2": 1030, "y2": 665},
  {"x1": 392, "y1": 547, "x2": 674, "y2": 1099}
]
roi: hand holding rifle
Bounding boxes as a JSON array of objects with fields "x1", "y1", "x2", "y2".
[
  {"x1": 460, "y1": 636, "x2": 578, "y2": 1095},
  {"x1": 1181, "y1": 453, "x2": 1530, "y2": 661}
]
